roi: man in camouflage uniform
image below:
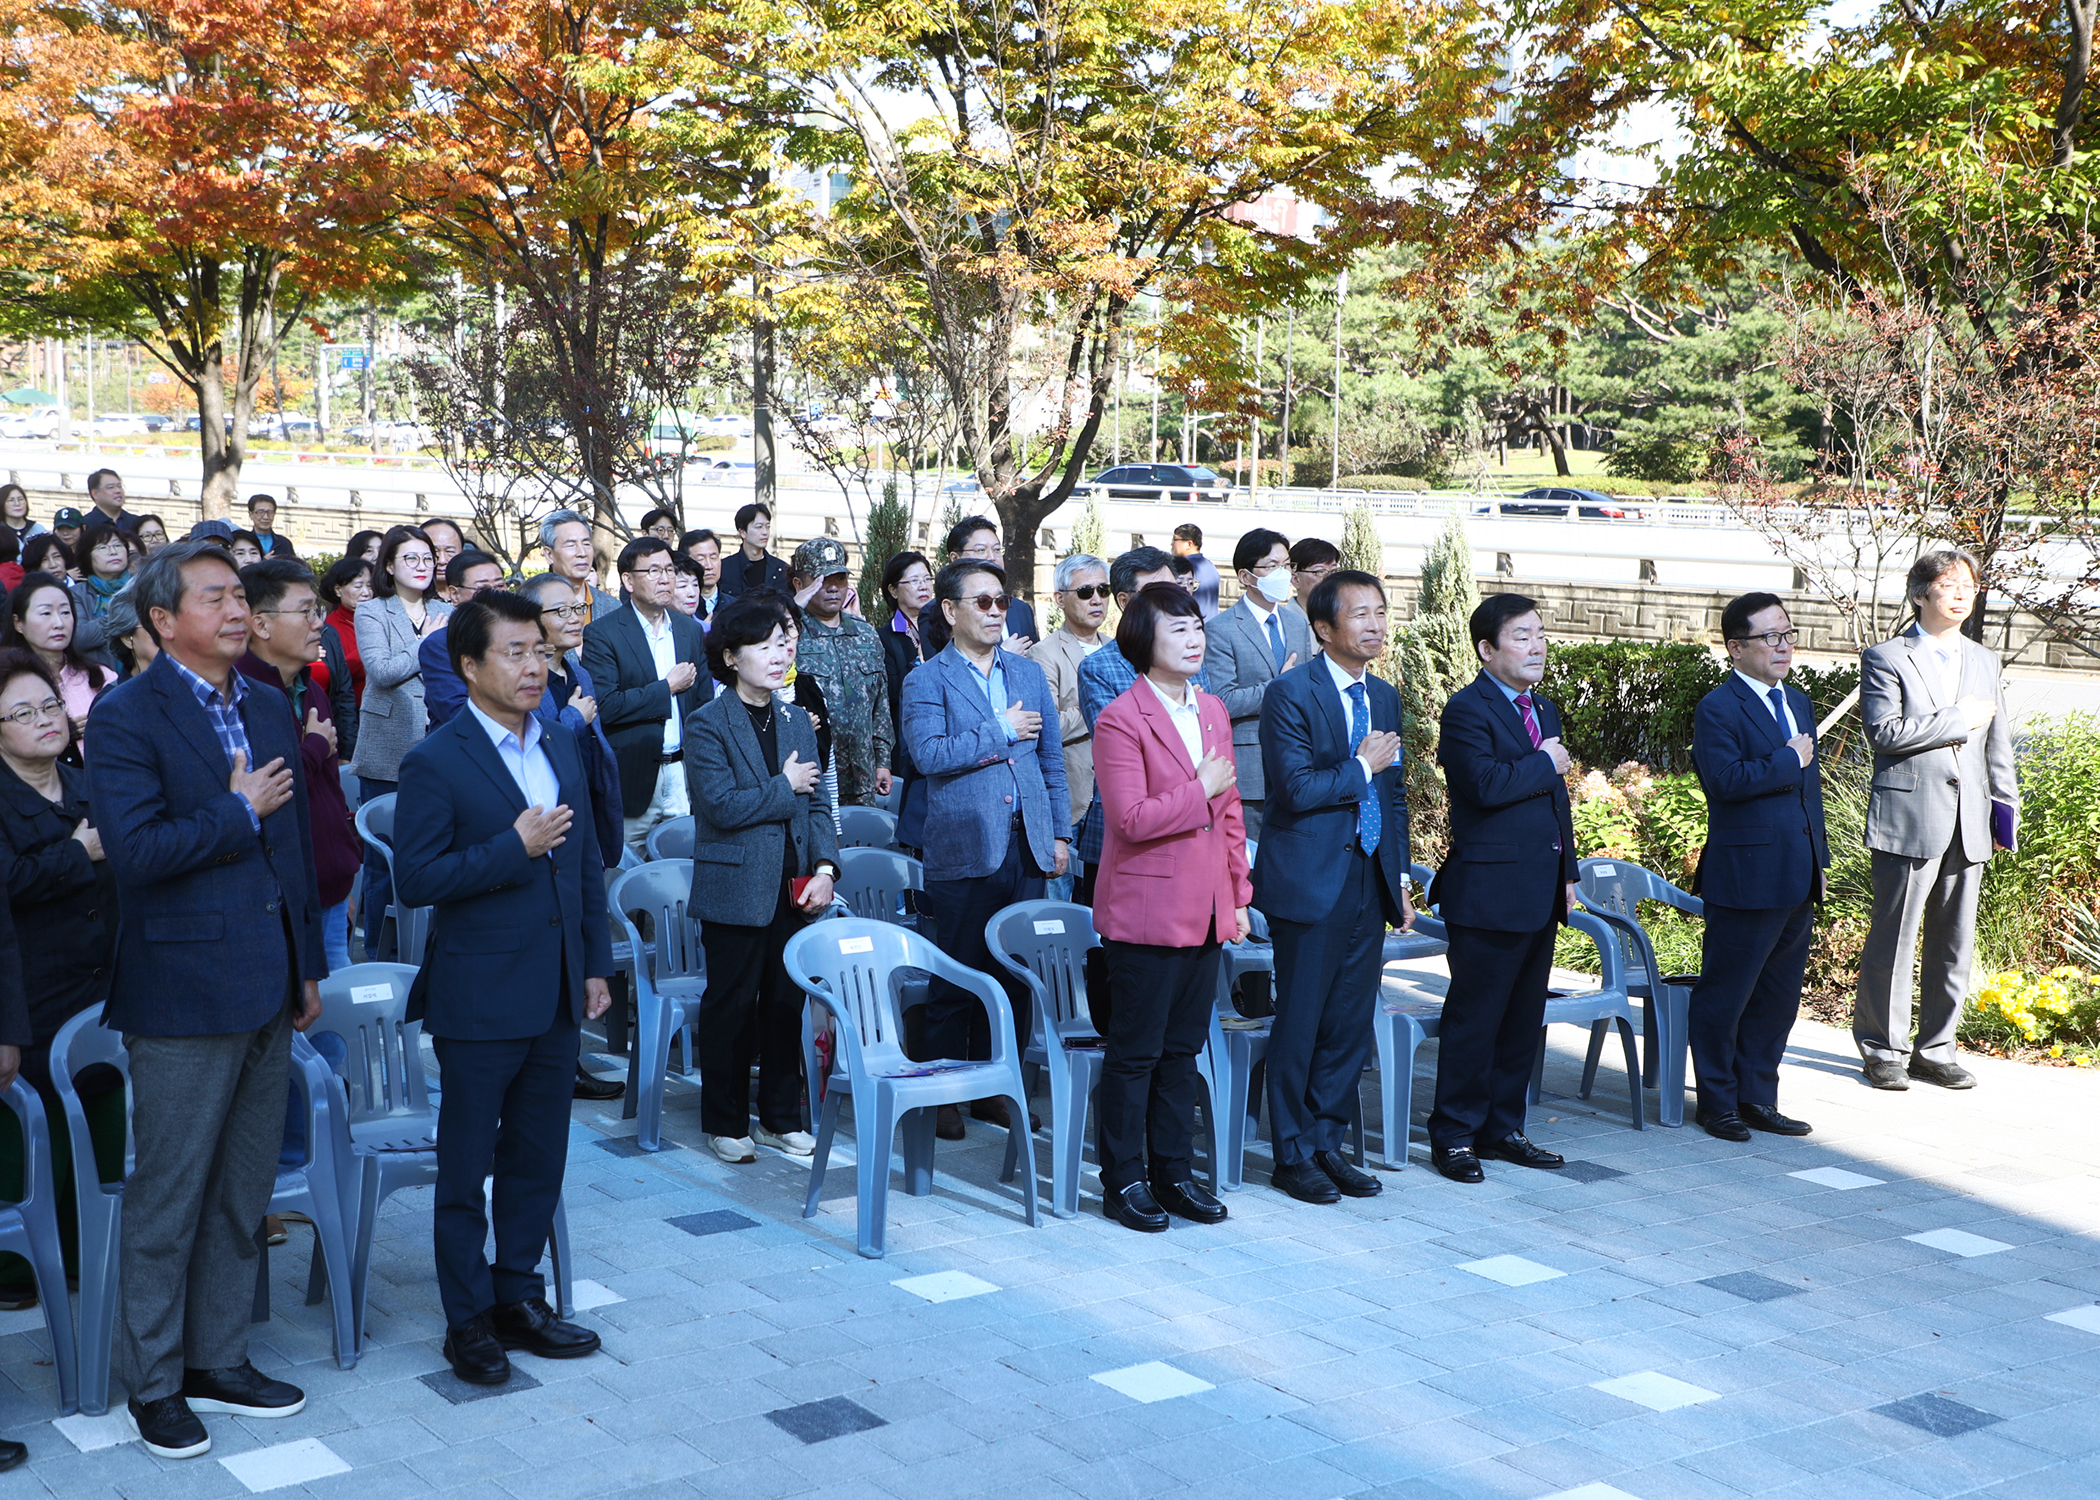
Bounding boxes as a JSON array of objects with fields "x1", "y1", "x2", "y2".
[{"x1": 792, "y1": 537, "x2": 895, "y2": 807}]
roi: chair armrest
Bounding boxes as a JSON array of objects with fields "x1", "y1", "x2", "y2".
[
  {"x1": 1571, "y1": 904, "x2": 1657, "y2": 991},
  {"x1": 1565, "y1": 909, "x2": 1628, "y2": 993},
  {"x1": 0, "y1": 1079, "x2": 48, "y2": 1210}
]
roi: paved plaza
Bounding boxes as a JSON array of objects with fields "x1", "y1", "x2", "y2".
[{"x1": 3, "y1": 976, "x2": 2097, "y2": 1500}]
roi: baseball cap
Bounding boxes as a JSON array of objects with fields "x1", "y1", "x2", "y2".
[
  {"x1": 52, "y1": 507, "x2": 84, "y2": 528},
  {"x1": 793, "y1": 536, "x2": 850, "y2": 578}
]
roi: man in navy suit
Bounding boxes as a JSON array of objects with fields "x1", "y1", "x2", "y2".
[
  {"x1": 900, "y1": 558, "x2": 1069, "y2": 1139},
  {"x1": 393, "y1": 593, "x2": 614, "y2": 1388},
  {"x1": 1252, "y1": 571, "x2": 1414, "y2": 1204},
  {"x1": 1687, "y1": 593, "x2": 1828, "y2": 1140},
  {"x1": 1428, "y1": 593, "x2": 1579, "y2": 1183},
  {"x1": 86, "y1": 540, "x2": 328, "y2": 1458}
]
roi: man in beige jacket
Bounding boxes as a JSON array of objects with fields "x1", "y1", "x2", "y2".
[{"x1": 1029, "y1": 553, "x2": 1111, "y2": 897}]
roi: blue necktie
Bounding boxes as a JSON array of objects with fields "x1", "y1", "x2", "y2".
[
  {"x1": 1349, "y1": 680, "x2": 1381, "y2": 856},
  {"x1": 1266, "y1": 612, "x2": 1286, "y2": 672},
  {"x1": 1768, "y1": 687, "x2": 1787, "y2": 736}
]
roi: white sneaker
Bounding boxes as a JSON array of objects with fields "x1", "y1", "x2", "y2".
[
  {"x1": 709, "y1": 1135, "x2": 757, "y2": 1163},
  {"x1": 755, "y1": 1128, "x2": 816, "y2": 1157}
]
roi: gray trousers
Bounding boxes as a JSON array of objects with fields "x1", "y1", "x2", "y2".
[
  {"x1": 1854, "y1": 835, "x2": 1983, "y2": 1067},
  {"x1": 119, "y1": 1006, "x2": 294, "y2": 1401}
]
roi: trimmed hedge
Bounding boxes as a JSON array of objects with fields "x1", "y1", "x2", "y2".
[{"x1": 1337, "y1": 474, "x2": 1431, "y2": 492}]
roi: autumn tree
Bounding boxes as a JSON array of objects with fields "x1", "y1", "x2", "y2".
[{"x1": 0, "y1": 0, "x2": 443, "y2": 513}]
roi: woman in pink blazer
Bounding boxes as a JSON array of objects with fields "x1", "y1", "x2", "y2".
[{"x1": 1091, "y1": 584, "x2": 1252, "y2": 1233}]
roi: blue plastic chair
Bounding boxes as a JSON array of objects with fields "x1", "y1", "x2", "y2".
[
  {"x1": 985, "y1": 901, "x2": 1104, "y2": 1220},
  {"x1": 608, "y1": 861, "x2": 703, "y2": 1151},
  {"x1": 51, "y1": 1007, "x2": 130, "y2": 1414},
  {"x1": 306, "y1": 965, "x2": 573, "y2": 1341},
  {"x1": 353, "y1": 794, "x2": 412, "y2": 960},
  {"x1": 838, "y1": 805, "x2": 899, "y2": 851},
  {"x1": 784, "y1": 918, "x2": 1038, "y2": 1258},
  {"x1": 834, "y1": 847, "x2": 921, "y2": 925},
  {"x1": 1577, "y1": 858, "x2": 1702, "y2": 1127},
  {"x1": 271, "y1": 1035, "x2": 364, "y2": 1368},
  {"x1": 645, "y1": 816, "x2": 695, "y2": 862},
  {"x1": 0, "y1": 1079, "x2": 78, "y2": 1414}
]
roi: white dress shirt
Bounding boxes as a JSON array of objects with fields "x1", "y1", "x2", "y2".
[
  {"x1": 1143, "y1": 673, "x2": 1205, "y2": 770},
  {"x1": 1734, "y1": 669, "x2": 1798, "y2": 737},
  {"x1": 467, "y1": 699, "x2": 562, "y2": 816},
  {"x1": 1911, "y1": 623, "x2": 1962, "y2": 702},
  {"x1": 636, "y1": 605, "x2": 682, "y2": 753},
  {"x1": 1323, "y1": 654, "x2": 1379, "y2": 785}
]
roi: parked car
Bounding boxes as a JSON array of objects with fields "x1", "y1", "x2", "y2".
[
  {"x1": 1488, "y1": 486, "x2": 1640, "y2": 520},
  {"x1": 0, "y1": 407, "x2": 62, "y2": 439},
  {"x1": 689, "y1": 457, "x2": 757, "y2": 484},
  {"x1": 1074, "y1": 463, "x2": 1232, "y2": 503},
  {"x1": 248, "y1": 412, "x2": 317, "y2": 440}
]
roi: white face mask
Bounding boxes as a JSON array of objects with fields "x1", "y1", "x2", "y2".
[{"x1": 1255, "y1": 569, "x2": 1293, "y2": 605}]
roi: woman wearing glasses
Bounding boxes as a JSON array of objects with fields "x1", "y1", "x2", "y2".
[
  {"x1": 348, "y1": 525, "x2": 450, "y2": 957},
  {"x1": 1026, "y1": 553, "x2": 1110, "y2": 895},
  {"x1": 519, "y1": 573, "x2": 624, "y2": 871},
  {"x1": 0, "y1": 648, "x2": 123, "y2": 1323}
]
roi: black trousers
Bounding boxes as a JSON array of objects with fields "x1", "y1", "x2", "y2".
[
  {"x1": 1266, "y1": 850, "x2": 1386, "y2": 1167},
  {"x1": 696, "y1": 879, "x2": 808, "y2": 1139},
  {"x1": 1429, "y1": 920, "x2": 1557, "y2": 1150},
  {"x1": 1099, "y1": 938, "x2": 1221, "y2": 1191},
  {"x1": 430, "y1": 1019, "x2": 579, "y2": 1329},
  {"x1": 1690, "y1": 901, "x2": 1813, "y2": 1116},
  {"x1": 921, "y1": 833, "x2": 1041, "y2": 1063}
]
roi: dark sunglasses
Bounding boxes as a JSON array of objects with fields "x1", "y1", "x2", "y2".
[
  {"x1": 959, "y1": 593, "x2": 1011, "y2": 614},
  {"x1": 1066, "y1": 584, "x2": 1108, "y2": 601}
]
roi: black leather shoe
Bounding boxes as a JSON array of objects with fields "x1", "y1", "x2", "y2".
[
  {"x1": 1477, "y1": 1134, "x2": 1565, "y2": 1169},
  {"x1": 1153, "y1": 1179, "x2": 1227, "y2": 1224},
  {"x1": 0, "y1": 1438, "x2": 23, "y2": 1472},
  {"x1": 1907, "y1": 1058, "x2": 1976, "y2": 1090},
  {"x1": 935, "y1": 1104, "x2": 966, "y2": 1140},
  {"x1": 1272, "y1": 1160, "x2": 1341, "y2": 1204},
  {"x1": 573, "y1": 1065, "x2": 624, "y2": 1101},
  {"x1": 491, "y1": 1296, "x2": 601, "y2": 1359},
  {"x1": 181, "y1": 1361, "x2": 305, "y2": 1417},
  {"x1": 1104, "y1": 1182, "x2": 1170, "y2": 1232},
  {"x1": 1741, "y1": 1103, "x2": 1813, "y2": 1136},
  {"x1": 128, "y1": 1395, "x2": 210, "y2": 1458},
  {"x1": 1430, "y1": 1146, "x2": 1484, "y2": 1184},
  {"x1": 1312, "y1": 1149, "x2": 1383, "y2": 1198},
  {"x1": 1696, "y1": 1109, "x2": 1753, "y2": 1142},
  {"x1": 1863, "y1": 1059, "x2": 1910, "y2": 1090},
  {"x1": 443, "y1": 1315, "x2": 511, "y2": 1385}
]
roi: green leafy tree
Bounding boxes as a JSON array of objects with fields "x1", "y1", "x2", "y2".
[
  {"x1": 1341, "y1": 501, "x2": 1383, "y2": 578},
  {"x1": 1389, "y1": 515, "x2": 1474, "y2": 862},
  {"x1": 860, "y1": 478, "x2": 911, "y2": 612}
]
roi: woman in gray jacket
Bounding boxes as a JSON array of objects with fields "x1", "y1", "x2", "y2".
[
  {"x1": 348, "y1": 524, "x2": 450, "y2": 957},
  {"x1": 685, "y1": 591, "x2": 840, "y2": 1165}
]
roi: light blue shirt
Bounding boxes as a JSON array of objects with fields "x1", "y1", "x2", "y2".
[
  {"x1": 467, "y1": 699, "x2": 562, "y2": 818},
  {"x1": 965, "y1": 648, "x2": 1021, "y2": 741}
]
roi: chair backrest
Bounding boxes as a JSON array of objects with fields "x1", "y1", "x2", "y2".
[
  {"x1": 1578, "y1": 857, "x2": 1700, "y2": 919},
  {"x1": 0, "y1": 1079, "x2": 54, "y2": 1215},
  {"x1": 785, "y1": 918, "x2": 1014, "y2": 1079},
  {"x1": 1565, "y1": 909, "x2": 1628, "y2": 992},
  {"x1": 309, "y1": 963, "x2": 430, "y2": 1126},
  {"x1": 986, "y1": 901, "x2": 1102, "y2": 1049},
  {"x1": 609, "y1": 860, "x2": 703, "y2": 985},
  {"x1": 645, "y1": 816, "x2": 695, "y2": 862},
  {"x1": 616, "y1": 845, "x2": 644, "y2": 872},
  {"x1": 355, "y1": 793, "x2": 396, "y2": 854},
  {"x1": 339, "y1": 764, "x2": 361, "y2": 814},
  {"x1": 838, "y1": 805, "x2": 899, "y2": 851},
  {"x1": 835, "y1": 847, "x2": 923, "y2": 924},
  {"x1": 50, "y1": 1004, "x2": 134, "y2": 1187}
]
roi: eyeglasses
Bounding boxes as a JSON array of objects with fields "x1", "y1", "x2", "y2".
[
  {"x1": 256, "y1": 605, "x2": 326, "y2": 622},
  {"x1": 626, "y1": 566, "x2": 675, "y2": 581},
  {"x1": 0, "y1": 698, "x2": 62, "y2": 728},
  {"x1": 1740, "y1": 629, "x2": 1799, "y2": 648},
  {"x1": 956, "y1": 593, "x2": 1010, "y2": 614},
  {"x1": 493, "y1": 645, "x2": 557, "y2": 665},
  {"x1": 1293, "y1": 564, "x2": 1335, "y2": 579},
  {"x1": 1245, "y1": 559, "x2": 1285, "y2": 576},
  {"x1": 542, "y1": 603, "x2": 586, "y2": 620},
  {"x1": 1065, "y1": 584, "x2": 1107, "y2": 601},
  {"x1": 395, "y1": 551, "x2": 435, "y2": 568}
]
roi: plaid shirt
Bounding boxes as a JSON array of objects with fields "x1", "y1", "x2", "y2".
[
  {"x1": 165, "y1": 652, "x2": 262, "y2": 833},
  {"x1": 1073, "y1": 645, "x2": 1210, "y2": 866}
]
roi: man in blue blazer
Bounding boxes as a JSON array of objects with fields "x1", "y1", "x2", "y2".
[
  {"x1": 1687, "y1": 593, "x2": 1828, "y2": 1140},
  {"x1": 86, "y1": 540, "x2": 328, "y2": 1457},
  {"x1": 1252, "y1": 571, "x2": 1414, "y2": 1204},
  {"x1": 900, "y1": 558, "x2": 1069, "y2": 1138},
  {"x1": 393, "y1": 593, "x2": 614, "y2": 1388},
  {"x1": 417, "y1": 551, "x2": 509, "y2": 729},
  {"x1": 1428, "y1": 593, "x2": 1579, "y2": 1183}
]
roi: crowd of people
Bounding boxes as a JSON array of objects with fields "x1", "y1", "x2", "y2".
[{"x1": 0, "y1": 471, "x2": 2020, "y2": 1468}]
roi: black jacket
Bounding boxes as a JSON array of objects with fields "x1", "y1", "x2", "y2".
[
  {"x1": 1431, "y1": 672, "x2": 1578, "y2": 931},
  {"x1": 580, "y1": 604, "x2": 714, "y2": 818},
  {"x1": 318, "y1": 622, "x2": 358, "y2": 764},
  {"x1": 719, "y1": 550, "x2": 790, "y2": 601},
  {"x1": 0, "y1": 759, "x2": 117, "y2": 1072}
]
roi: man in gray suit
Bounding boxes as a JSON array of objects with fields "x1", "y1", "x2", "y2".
[
  {"x1": 1200, "y1": 528, "x2": 1312, "y2": 841},
  {"x1": 1855, "y1": 547, "x2": 2019, "y2": 1090},
  {"x1": 540, "y1": 509, "x2": 623, "y2": 627}
]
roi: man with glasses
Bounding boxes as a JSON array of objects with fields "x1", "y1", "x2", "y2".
[
  {"x1": 582, "y1": 536, "x2": 710, "y2": 854},
  {"x1": 943, "y1": 516, "x2": 1037, "y2": 649},
  {"x1": 1201, "y1": 528, "x2": 1310, "y2": 841},
  {"x1": 1028, "y1": 553, "x2": 1111, "y2": 884},
  {"x1": 1425, "y1": 593, "x2": 1579, "y2": 1184},
  {"x1": 1289, "y1": 537, "x2": 1341, "y2": 614},
  {"x1": 1684, "y1": 593, "x2": 1828, "y2": 1141},
  {"x1": 418, "y1": 552, "x2": 511, "y2": 729},
  {"x1": 538, "y1": 510, "x2": 621, "y2": 624},
  {"x1": 900, "y1": 558, "x2": 1069, "y2": 1140}
]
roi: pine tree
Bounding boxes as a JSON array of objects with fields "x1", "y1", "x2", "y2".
[
  {"x1": 1341, "y1": 499, "x2": 1383, "y2": 578},
  {"x1": 1388, "y1": 514, "x2": 1475, "y2": 863},
  {"x1": 860, "y1": 478, "x2": 911, "y2": 612},
  {"x1": 1069, "y1": 487, "x2": 1105, "y2": 562}
]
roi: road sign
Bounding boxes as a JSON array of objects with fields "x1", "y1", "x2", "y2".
[{"x1": 339, "y1": 352, "x2": 367, "y2": 371}]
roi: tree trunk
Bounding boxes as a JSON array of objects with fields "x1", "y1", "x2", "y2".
[{"x1": 196, "y1": 341, "x2": 237, "y2": 518}]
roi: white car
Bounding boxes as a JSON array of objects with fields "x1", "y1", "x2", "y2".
[
  {"x1": 0, "y1": 407, "x2": 63, "y2": 439},
  {"x1": 91, "y1": 413, "x2": 152, "y2": 436},
  {"x1": 689, "y1": 458, "x2": 757, "y2": 484}
]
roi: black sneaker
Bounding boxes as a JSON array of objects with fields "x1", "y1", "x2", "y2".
[
  {"x1": 0, "y1": 1438, "x2": 24, "y2": 1471},
  {"x1": 129, "y1": 1395, "x2": 210, "y2": 1459},
  {"x1": 180, "y1": 1362, "x2": 306, "y2": 1417}
]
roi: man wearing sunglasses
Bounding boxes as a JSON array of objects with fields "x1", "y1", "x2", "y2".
[
  {"x1": 1028, "y1": 553, "x2": 1111, "y2": 877},
  {"x1": 1684, "y1": 593, "x2": 1829, "y2": 1142},
  {"x1": 900, "y1": 558, "x2": 1070, "y2": 1140}
]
